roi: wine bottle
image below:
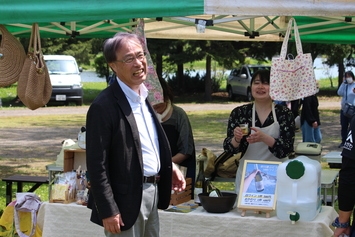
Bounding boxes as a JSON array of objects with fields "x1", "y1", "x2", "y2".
[
  {"x1": 194, "y1": 160, "x2": 206, "y2": 204},
  {"x1": 208, "y1": 182, "x2": 223, "y2": 197},
  {"x1": 254, "y1": 166, "x2": 264, "y2": 192}
]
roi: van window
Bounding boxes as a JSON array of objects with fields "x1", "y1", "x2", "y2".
[
  {"x1": 241, "y1": 67, "x2": 248, "y2": 75},
  {"x1": 46, "y1": 60, "x2": 78, "y2": 74}
]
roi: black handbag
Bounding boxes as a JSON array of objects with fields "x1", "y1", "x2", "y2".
[{"x1": 343, "y1": 103, "x2": 355, "y2": 118}]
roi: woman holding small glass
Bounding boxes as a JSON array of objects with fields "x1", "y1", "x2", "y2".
[{"x1": 223, "y1": 69, "x2": 295, "y2": 195}]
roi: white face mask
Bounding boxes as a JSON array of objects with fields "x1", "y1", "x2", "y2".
[{"x1": 346, "y1": 77, "x2": 353, "y2": 84}]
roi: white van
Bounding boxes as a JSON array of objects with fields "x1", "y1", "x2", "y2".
[{"x1": 44, "y1": 55, "x2": 83, "y2": 106}]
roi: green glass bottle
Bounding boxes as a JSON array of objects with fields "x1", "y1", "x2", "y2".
[
  {"x1": 208, "y1": 182, "x2": 223, "y2": 197},
  {"x1": 254, "y1": 164, "x2": 264, "y2": 192},
  {"x1": 194, "y1": 160, "x2": 206, "y2": 204}
]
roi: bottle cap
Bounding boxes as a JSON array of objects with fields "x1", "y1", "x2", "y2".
[
  {"x1": 286, "y1": 160, "x2": 305, "y2": 179},
  {"x1": 288, "y1": 211, "x2": 300, "y2": 224}
]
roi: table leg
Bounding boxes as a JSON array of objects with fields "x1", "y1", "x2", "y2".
[
  {"x1": 331, "y1": 181, "x2": 335, "y2": 206},
  {"x1": 5, "y1": 181, "x2": 12, "y2": 206},
  {"x1": 48, "y1": 170, "x2": 52, "y2": 200},
  {"x1": 28, "y1": 183, "x2": 42, "y2": 192},
  {"x1": 17, "y1": 181, "x2": 23, "y2": 193}
]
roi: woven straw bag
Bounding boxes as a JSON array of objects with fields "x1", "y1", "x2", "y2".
[
  {"x1": 0, "y1": 25, "x2": 26, "y2": 87},
  {"x1": 17, "y1": 23, "x2": 52, "y2": 110},
  {"x1": 270, "y1": 18, "x2": 317, "y2": 101}
]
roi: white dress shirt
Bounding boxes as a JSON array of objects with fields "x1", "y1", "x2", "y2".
[{"x1": 116, "y1": 78, "x2": 160, "y2": 176}]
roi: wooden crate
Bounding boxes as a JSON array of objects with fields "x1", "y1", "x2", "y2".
[
  {"x1": 170, "y1": 177, "x2": 192, "y2": 206},
  {"x1": 50, "y1": 189, "x2": 76, "y2": 204}
]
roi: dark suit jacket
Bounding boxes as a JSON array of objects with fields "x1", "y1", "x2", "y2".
[{"x1": 86, "y1": 81, "x2": 172, "y2": 230}]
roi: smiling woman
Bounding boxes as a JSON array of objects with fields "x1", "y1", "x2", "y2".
[{"x1": 223, "y1": 69, "x2": 296, "y2": 195}]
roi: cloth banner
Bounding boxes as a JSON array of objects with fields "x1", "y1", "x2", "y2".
[{"x1": 134, "y1": 19, "x2": 163, "y2": 105}]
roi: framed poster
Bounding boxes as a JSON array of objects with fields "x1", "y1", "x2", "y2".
[{"x1": 237, "y1": 160, "x2": 281, "y2": 212}]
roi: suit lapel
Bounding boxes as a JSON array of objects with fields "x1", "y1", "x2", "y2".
[{"x1": 111, "y1": 82, "x2": 143, "y2": 168}]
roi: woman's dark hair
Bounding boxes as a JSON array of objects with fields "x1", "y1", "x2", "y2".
[
  {"x1": 250, "y1": 69, "x2": 270, "y2": 85},
  {"x1": 345, "y1": 71, "x2": 355, "y2": 79},
  {"x1": 158, "y1": 77, "x2": 174, "y2": 103}
]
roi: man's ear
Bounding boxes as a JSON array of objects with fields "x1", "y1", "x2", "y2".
[
  {"x1": 108, "y1": 63, "x2": 117, "y2": 74},
  {"x1": 108, "y1": 63, "x2": 114, "y2": 70}
]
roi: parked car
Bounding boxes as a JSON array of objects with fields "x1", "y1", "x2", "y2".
[
  {"x1": 44, "y1": 55, "x2": 83, "y2": 106},
  {"x1": 226, "y1": 65, "x2": 271, "y2": 101}
]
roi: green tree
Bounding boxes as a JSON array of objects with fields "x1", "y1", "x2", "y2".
[
  {"x1": 93, "y1": 54, "x2": 111, "y2": 84},
  {"x1": 323, "y1": 44, "x2": 353, "y2": 87},
  {"x1": 29, "y1": 38, "x2": 98, "y2": 66}
]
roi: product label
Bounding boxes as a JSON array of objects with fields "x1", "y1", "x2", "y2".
[{"x1": 194, "y1": 188, "x2": 202, "y2": 203}]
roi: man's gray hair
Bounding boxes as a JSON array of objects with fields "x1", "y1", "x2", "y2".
[{"x1": 103, "y1": 32, "x2": 144, "y2": 63}]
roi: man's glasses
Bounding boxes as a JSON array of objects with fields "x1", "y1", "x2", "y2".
[{"x1": 115, "y1": 52, "x2": 146, "y2": 64}]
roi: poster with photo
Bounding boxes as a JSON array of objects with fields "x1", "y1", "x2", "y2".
[{"x1": 237, "y1": 160, "x2": 281, "y2": 211}]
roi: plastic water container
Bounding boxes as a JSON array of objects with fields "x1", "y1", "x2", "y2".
[{"x1": 276, "y1": 156, "x2": 322, "y2": 222}]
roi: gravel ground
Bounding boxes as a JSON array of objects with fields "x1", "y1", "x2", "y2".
[
  {"x1": 0, "y1": 100, "x2": 341, "y2": 117},
  {"x1": 0, "y1": 98, "x2": 343, "y2": 178}
]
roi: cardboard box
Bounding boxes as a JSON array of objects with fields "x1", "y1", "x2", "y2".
[
  {"x1": 64, "y1": 148, "x2": 86, "y2": 172},
  {"x1": 50, "y1": 186, "x2": 76, "y2": 204}
]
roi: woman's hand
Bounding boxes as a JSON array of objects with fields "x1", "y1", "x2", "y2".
[
  {"x1": 247, "y1": 127, "x2": 276, "y2": 148},
  {"x1": 246, "y1": 127, "x2": 263, "y2": 144},
  {"x1": 233, "y1": 127, "x2": 243, "y2": 143}
]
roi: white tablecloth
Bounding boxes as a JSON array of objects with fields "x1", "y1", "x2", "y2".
[{"x1": 37, "y1": 202, "x2": 338, "y2": 237}]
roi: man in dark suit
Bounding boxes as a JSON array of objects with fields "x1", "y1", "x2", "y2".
[{"x1": 86, "y1": 32, "x2": 186, "y2": 236}]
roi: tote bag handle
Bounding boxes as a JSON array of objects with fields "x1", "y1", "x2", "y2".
[
  {"x1": 27, "y1": 23, "x2": 42, "y2": 55},
  {"x1": 280, "y1": 18, "x2": 303, "y2": 59}
]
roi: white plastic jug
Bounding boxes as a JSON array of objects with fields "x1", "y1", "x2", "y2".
[{"x1": 276, "y1": 156, "x2": 322, "y2": 222}]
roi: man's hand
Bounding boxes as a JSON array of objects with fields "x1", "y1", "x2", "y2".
[
  {"x1": 172, "y1": 163, "x2": 186, "y2": 192},
  {"x1": 103, "y1": 214, "x2": 124, "y2": 234}
]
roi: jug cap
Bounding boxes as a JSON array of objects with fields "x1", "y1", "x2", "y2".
[{"x1": 286, "y1": 160, "x2": 305, "y2": 179}]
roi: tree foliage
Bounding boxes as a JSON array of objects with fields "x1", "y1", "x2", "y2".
[
  {"x1": 28, "y1": 36, "x2": 353, "y2": 101},
  {"x1": 20, "y1": 38, "x2": 103, "y2": 66},
  {"x1": 93, "y1": 54, "x2": 111, "y2": 83}
]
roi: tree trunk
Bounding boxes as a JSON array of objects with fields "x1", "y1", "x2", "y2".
[
  {"x1": 156, "y1": 53, "x2": 163, "y2": 80},
  {"x1": 204, "y1": 54, "x2": 212, "y2": 101},
  {"x1": 338, "y1": 60, "x2": 345, "y2": 89},
  {"x1": 177, "y1": 43, "x2": 184, "y2": 92},
  {"x1": 177, "y1": 64, "x2": 184, "y2": 92}
]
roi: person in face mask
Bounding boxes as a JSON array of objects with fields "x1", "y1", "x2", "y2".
[
  {"x1": 153, "y1": 77, "x2": 196, "y2": 199},
  {"x1": 337, "y1": 71, "x2": 355, "y2": 148}
]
